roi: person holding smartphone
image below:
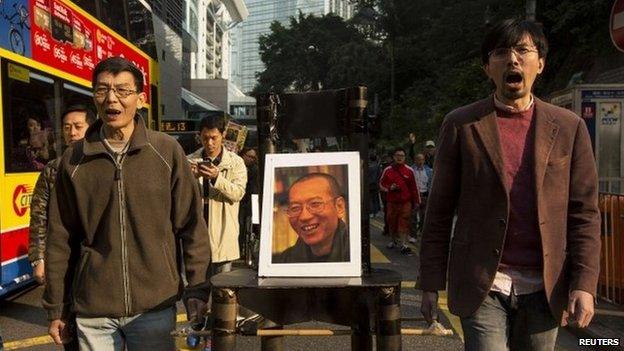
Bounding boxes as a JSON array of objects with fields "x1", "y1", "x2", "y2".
[{"x1": 187, "y1": 115, "x2": 247, "y2": 309}]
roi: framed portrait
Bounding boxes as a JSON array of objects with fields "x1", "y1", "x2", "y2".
[{"x1": 258, "y1": 152, "x2": 361, "y2": 277}]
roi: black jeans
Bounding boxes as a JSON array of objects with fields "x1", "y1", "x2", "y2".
[{"x1": 461, "y1": 290, "x2": 558, "y2": 351}]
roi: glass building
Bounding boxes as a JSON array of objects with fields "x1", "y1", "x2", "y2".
[{"x1": 232, "y1": 0, "x2": 354, "y2": 93}]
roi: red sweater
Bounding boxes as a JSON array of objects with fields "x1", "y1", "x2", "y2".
[
  {"x1": 496, "y1": 105, "x2": 542, "y2": 269},
  {"x1": 379, "y1": 164, "x2": 421, "y2": 204}
]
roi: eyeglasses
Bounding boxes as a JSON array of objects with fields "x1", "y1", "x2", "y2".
[
  {"x1": 93, "y1": 86, "x2": 139, "y2": 99},
  {"x1": 488, "y1": 46, "x2": 538, "y2": 61},
  {"x1": 284, "y1": 197, "x2": 339, "y2": 218},
  {"x1": 393, "y1": 153, "x2": 406, "y2": 158}
]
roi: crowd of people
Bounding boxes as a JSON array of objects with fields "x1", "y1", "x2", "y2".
[
  {"x1": 20, "y1": 17, "x2": 604, "y2": 351},
  {"x1": 368, "y1": 138, "x2": 435, "y2": 255}
]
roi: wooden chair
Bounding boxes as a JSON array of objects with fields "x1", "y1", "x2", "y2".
[{"x1": 210, "y1": 87, "x2": 403, "y2": 351}]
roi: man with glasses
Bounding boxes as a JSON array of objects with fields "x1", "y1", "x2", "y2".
[
  {"x1": 43, "y1": 57, "x2": 211, "y2": 350},
  {"x1": 379, "y1": 147, "x2": 420, "y2": 255},
  {"x1": 273, "y1": 173, "x2": 349, "y2": 263},
  {"x1": 420, "y1": 19, "x2": 600, "y2": 350}
]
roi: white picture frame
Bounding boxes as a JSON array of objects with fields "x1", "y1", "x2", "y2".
[{"x1": 258, "y1": 151, "x2": 361, "y2": 277}]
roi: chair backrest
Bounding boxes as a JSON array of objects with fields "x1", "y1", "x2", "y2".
[{"x1": 256, "y1": 86, "x2": 372, "y2": 274}]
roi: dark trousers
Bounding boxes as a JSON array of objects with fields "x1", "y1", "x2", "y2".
[
  {"x1": 369, "y1": 188, "x2": 381, "y2": 215},
  {"x1": 417, "y1": 193, "x2": 428, "y2": 232},
  {"x1": 409, "y1": 193, "x2": 427, "y2": 238},
  {"x1": 461, "y1": 291, "x2": 558, "y2": 351},
  {"x1": 63, "y1": 319, "x2": 79, "y2": 351},
  {"x1": 381, "y1": 195, "x2": 389, "y2": 236}
]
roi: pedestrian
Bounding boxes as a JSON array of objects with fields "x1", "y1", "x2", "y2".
[
  {"x1": 368, "y1": 152, "x2": 382, "y2": 218},
  {"x1": 379, "y1": 147, "x2": 420, "y2": 255},
  {"x1": 43, "y1": 57, "x2": 211, "y2": 350},
  {"x1": 423, "y1": 140, "x2": 435, "y2": 168},
  {"x1": 238, "y1": 146, "x2": 259, "y2": 260},
  {"x1": 420, "y1": 19, "x2": 600, "y2": 351},
  {"x1": 379, "y1": 151, "x2": 393, "y2": 236},
  {"x1": 28, "y1": 104, "x2": 95, "y2": 350},
  {"x1": 405, "y1": 132, "x2": 418, "y2": 164},
  {"x1": 187, "y1": 114, "x2": 247, "y2": 300},
  {"x1": 409, "y1": 153, "x2": 432, "y2": 244}
]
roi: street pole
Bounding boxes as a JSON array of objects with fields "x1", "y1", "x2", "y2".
[
  {"x1": 389, "y1": 40, "x2": 395, "y2": 113},
  {"x1": 526, "y1": 0, "x2": 536, "y2": 20}
]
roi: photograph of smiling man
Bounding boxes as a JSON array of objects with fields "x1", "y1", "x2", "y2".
[
  {"x1": 258, "y1": 152, "x2": 361, "y2": 277},
  {"x1": 272, "y1": 167, "x2": 350, "y2": 264}
]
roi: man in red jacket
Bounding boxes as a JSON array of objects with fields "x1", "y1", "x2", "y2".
[{"x1": 379, "y1": 147, "x2": 421, "y2": 255}]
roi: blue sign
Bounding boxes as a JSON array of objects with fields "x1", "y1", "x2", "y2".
[
  {"x1": 0, "y1": 0, "x2": 31, "y2": 58},
  {"x1": 582, "y1": 90, "x2": 624, "y2": 100}
]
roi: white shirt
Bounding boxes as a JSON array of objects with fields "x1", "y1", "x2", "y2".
[{"x1": 412, "y1": 165, "x2": 429, "y2": 194}]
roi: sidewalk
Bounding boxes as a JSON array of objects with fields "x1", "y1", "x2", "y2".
[{"x1": 565, "y1": 298, "x2": 624, "y2": 350}]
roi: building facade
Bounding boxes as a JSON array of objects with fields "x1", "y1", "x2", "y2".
[
  {"x1": 186, "y1": 0, "x2": 248, "y2": 80},
  {"x1": 182, "y1": 0, "x2": 250, "y2": 121},
  {"x1": 233, "y1": 0, "x2": 355, "y2": 93}
]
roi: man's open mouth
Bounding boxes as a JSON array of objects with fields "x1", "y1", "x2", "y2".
[
  {"x1": 300, "y1": 224, "x2": 319, "y2": 233},
  {"x1": 505, "y1": 71, "x2": 523, "y2": 87},
  {"x1": 105, "y1": 108, "x2": 122, "y2": 118}
]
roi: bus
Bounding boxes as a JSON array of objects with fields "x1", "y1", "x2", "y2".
[{"x1": 0, "y1": 0, "x2": 159, "y2": 297}]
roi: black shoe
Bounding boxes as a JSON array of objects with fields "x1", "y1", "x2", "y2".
[{"x1": 400, "y1": 246, "x2": 413, "y2": 255}]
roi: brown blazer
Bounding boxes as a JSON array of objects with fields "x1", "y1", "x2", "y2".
[{"x1": 419, "y1": 96, "x2": 601, "y2": 323}]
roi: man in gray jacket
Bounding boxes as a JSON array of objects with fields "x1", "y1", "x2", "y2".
[{"x1": 44, "y1": 57, "x2": 211, "y2": 350}]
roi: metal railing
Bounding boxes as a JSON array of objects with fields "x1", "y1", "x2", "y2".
[
  {"x1": 598, "y1": 193, "x2": 624, "y2": 305},
  {"x1": 599, "y1": 178, "x2": 624, "y2": 195}
]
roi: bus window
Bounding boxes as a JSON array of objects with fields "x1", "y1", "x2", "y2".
[
  {"x1": 2, "y1": 61, "x2": 57, "y2": 173},
  {"x1": 63, "y1": 82, "x2": 96, "y2": 120},
  {"x1": 63, "y1": 82, "x2": 94, "y2": 108},
  {"x1": 59, "y1": 83, "x2": 96, "y2": 153}
]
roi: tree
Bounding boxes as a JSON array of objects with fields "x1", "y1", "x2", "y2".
[
  {"x1": 254, "y1": 12, "x2": 377, "y2": 94},
  {"x1": 257, "y1": 0, "x2": 617, "y2": 148}
]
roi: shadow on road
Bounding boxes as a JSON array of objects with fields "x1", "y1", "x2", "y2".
[{"x1": 0, "y1": 298, "x2": 49, "y2": 327}]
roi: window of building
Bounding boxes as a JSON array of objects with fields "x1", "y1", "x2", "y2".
[
  {"x1": 190, "y1": 10, "x2": 198, "y2": 36},
  {"x1": 100, "y1": 0, "x2": 129, "y2": 38},
  {"x1": 72, "y1": 0, "x2": 97, "y2": 17},
  {"x1": 127, "y1": 0, "x2": 158, "y2": 60}
]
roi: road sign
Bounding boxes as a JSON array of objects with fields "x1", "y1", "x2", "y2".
[{"x1": 610, "y1": 0, "x2": 624, "y2": 52}]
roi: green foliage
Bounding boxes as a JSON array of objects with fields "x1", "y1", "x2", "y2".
[
  {"x1": 256, "y1": 0, "x2": 617, "y2": 148},
  {"x1": 254, "y1": 13, "x2": 382, "y2": 94}
]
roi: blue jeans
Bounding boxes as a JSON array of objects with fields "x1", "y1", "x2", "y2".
[
  {"x1": 461, "y1": 291, "x2": 558, "y2": 351},
  {"x1": 76, "y1": 306, "x2": 176, "y2": 351}
]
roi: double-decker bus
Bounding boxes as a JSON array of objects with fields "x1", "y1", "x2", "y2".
[{"x1": 0, "y1": 0, "x2": 159, "y2": 297}]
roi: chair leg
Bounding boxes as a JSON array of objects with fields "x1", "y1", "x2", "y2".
[
  {"x1": 376, "y1": 286, "x2": 402, "y2": 351},
  {"x1": 212, "y1": 288, "x2": 238, "y2": 351},
  {"x1": 351, "y1": 293, "x2": 373, "y2": 351},
  {"x1": 260, "y1": 325, "x2": 284, "y2": 351}
]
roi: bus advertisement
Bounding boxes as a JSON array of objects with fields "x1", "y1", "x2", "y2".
[{"x1": 0, "y1": 0, "x2": 157, "y2": 297}]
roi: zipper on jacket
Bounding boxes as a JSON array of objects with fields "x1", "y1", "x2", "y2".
[{"x1": 108, "y1": 152, "x2": 132, "y2": 316}]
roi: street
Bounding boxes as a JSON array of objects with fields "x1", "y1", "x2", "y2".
[{"x1": 0, "y1": 219, "x2": 584, "y2": 350}]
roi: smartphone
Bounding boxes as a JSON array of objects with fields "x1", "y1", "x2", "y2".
[{"x1": 199, "y1": 159, "x2": 212, "y2": 167}]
